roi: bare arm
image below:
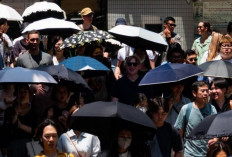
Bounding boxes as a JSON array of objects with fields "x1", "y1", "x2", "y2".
[
  {"x1": 114, "y1": 60, "x2": 122, "y2": 80},
  {"x1": 111, "y1": 97, "x2": 118, "y2": 102},
  {"x1": 174, "y1": 151, "x2": 183, "y2": 157}
]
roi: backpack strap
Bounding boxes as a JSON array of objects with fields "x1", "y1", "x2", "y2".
[{"x1": 184, "y1": 103, "x2": 193, "y2": 132}]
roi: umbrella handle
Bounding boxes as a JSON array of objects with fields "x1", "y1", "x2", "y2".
[{"x1": 69, "y1": 50, "x2": 72, "y2": 57}]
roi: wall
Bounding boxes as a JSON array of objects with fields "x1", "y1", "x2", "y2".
[{"x1": 107, "y1": 0, "x2": 194, "y2": 50}]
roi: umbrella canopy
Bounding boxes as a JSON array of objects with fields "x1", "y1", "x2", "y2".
[
  {"x1": 198, "y1": 60, "x2": 232, "y2": 78},
  {"x1": 70, "y1": 101, "x2": 156, "y2": 140},
  {"x1": 60, "y1": 30, "x2": 114, "y2": 49},
  {"x1": 0, "y1": 67, "x2": 57, "y2": 84},
  {"x1": 109, "y1": 25, "x2": 168, "y2": 51},
  {"x1": 22, "y1": 18, "x2": 80, "y2": 35},
  {"x1": 22, "y1": 1, "x2": 66, "y2": 22},
  {"x1": 139, "y1": 63, "x2": 203, "y2": 86},
  {"x1": 0, "y1": 4, "x2": 23, "y2": 21},
  {"x1": 59, "y1": 56, "x2": 110, "y2": 72},
  {"x1": 188, "y1": 110, "x2": 232, "y2": 139},
  {"x1": 35, "y1": 65, "x2": 90, "y2": 92}
]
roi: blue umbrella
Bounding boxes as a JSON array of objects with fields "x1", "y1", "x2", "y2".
[
  {"x1": 59, "y1": 56, "x2": 110, "y2": 72},
  {"x1": 139, "y1": 63, "x2": 203, "y2": 86}
]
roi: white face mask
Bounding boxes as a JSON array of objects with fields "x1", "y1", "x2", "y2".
[
  {"x1": 138, "y1": 106, "x2": 147, "y2": 113},
  {"x1": 118, "y1": 137, "x2": 131, "y2": 150}
]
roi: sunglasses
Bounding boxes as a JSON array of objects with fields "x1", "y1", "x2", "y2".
[
  {"x1": 189, "y1": 58, "x2": 197, "y2": 62},
  {"x1": 167, "y1": 23, "x2": 176, "y2": 27},
  {"x1": 127, "y1": 62, "x2": 138, "y2": 67},
  {"x1": 197, "y1": 26, "x2": 203, "y2": 29}
]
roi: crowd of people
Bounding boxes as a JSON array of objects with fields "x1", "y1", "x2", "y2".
[{"x1": 0, "y1": 4, "x2": 232, "y2": 157}]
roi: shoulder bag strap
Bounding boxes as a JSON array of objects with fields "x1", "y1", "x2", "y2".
[{"x1": 65, "y1": 133, "x2": 82, "y2": 157}]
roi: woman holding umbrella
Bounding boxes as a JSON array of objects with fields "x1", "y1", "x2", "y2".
[
  {"x1": 3, "y1": 84, "x2": 37, "y2": 157},
  {"x1": 52, "y1": 36, "x2": 66, "y2": 65}
]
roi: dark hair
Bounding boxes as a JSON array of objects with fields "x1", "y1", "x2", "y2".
[
  {"x1": 146, "y1": 97, "x2": 169, "y2": 118},
  {"x1": 206, "y1": 141, "x2": 232, "y2": 157},
  {"x1": 51, "y1": 84, "x2": 70, "y2": 101},
  {"x1": 0, "y1": 18, "x2": 7, "y2": 26},
  {"x1": 164, "y1": 17, "x2": 175, "y2": 23},
  {"x1": 202, "y1": 21, "x2": 212, "y2": 33},
  {"x1": 192, "y1": 81, "x2": 208, "y2": 93},
  {"x1": 27, "y1": 30, "x2": 40, "y2": 39},
  {"x1": 227, "y1": 21, "x2": 232, "y2": 34},
  {"x1": 52, "y1": 36, "x2": 63, "y2": 55},
  {"x1": 211, "y1": 78, "x2": 228, "y2": 90},
  {"x1": 167, "y1": 43, "x2": 184, "y2": 62},
  {"x1": 133, "y1": 93, "x2": 147, "y2": 106},
  {"x1": 34, "y1": 119, "x2": 61, "y2": 146},
  {"x1": 184, "y1": 49, "x2": 196, "y2": 58}
]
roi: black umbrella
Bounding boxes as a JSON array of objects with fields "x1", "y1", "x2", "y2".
[
  {"x1": 70, "y1": 101, "x2": 156, "y2": 147},
  {"x1": 198, "y1": 60, "x2": 232, "y2": 78},
  {"x1": 60, "y1": 30, "x2": 114, "y2": 49},
  {"x1": 35, "y1": 65, "x2": 90, "y2": 92},
  {"x1": 188, "y1": 110, "x2": 232, "y2": 140}
]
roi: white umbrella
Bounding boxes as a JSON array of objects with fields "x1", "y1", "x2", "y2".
[
  {"x1": 0, "y1": 67, "x2": 57, "y2": 84},
  {"x1": 22, "y1": 18, "x2": 80, "y2": 35},
  {"x1": 0, "y1": 3, "x2": 23, "y2": 21},
  {"x1": 109, "y1": 25, "x2": 168, "y2": 51},
  {"x1": 22, "y1": 1, "x2": 66, "y2": 22}
]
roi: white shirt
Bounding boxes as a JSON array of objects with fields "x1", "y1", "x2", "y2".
[
  {"x1": 52, "y1": 56, "x2": 59, "y2": 65},
  {"x1": 57, "y1": 129, "x2": 101, "y2": 157},
  {"x1": 117, "y1": 44, "x2": 155, "y2": 61}
]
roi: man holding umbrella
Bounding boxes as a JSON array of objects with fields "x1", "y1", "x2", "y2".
[
  {"x1": 78, "y1": 7, "x2": 98, "y2": 31},
  {"x1": 174, "y1": 81, "x2": 217, "y2": 157}
]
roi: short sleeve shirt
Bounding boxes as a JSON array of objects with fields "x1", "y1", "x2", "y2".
[
  {"x1": 192, "y1": 35, "x2": 212, "y2": 65},
  {"x1": 155, "y1": 122, "x2": 183, "y2": 157},
  {"x1": 174, "y1": 102, "x2": 217, "y2": 157}
]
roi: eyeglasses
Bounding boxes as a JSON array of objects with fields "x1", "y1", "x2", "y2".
[
  {"x1": 197, "y1": 26, "x2": 204, "y2": 29},
  {"x1": 167, "y1": 23, "x2": 176, "y2": 27},
  {"x1": 126, "y1": 62, "x2": 138, "y2": 67},
  {"x1": 188, "y1": 58, "x2": 197, "y2": 62},
  {"x1": 221, "y1": 44, "x2": 232, "y2": 48},
  {"x1": 29, "y1": 38, "x2": 40, "y2": 42}
]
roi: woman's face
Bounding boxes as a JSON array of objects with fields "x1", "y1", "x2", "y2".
[
  {"x1": 42, "y1": 125, "x2": 58, "y2": 151},
  {"x1": 54, "y1": 39, "x2": 64, "y2": 54},
  {"x1": 56, "y1": 86, "x2": 68, "y2": 103},
  {"x1": 197, "y1": 22, "x2": 207, "y2": 35},
  {"x1": 117, "y1": 129, "x2": 132, "y2": 150},
  {"x1": 219, "y1": 42, "x2": 232, "y2": 60},
  {"x1": 18, "y1": 86, "x2": 30, "y2": 104},
  {"x1": 211, "y1": 83, "x2": 226, "y2": 100},
  {"x1": 215, "y1": 150, "x2": 227, "y2": 157}
]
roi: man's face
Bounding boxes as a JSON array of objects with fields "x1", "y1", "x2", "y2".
[
  {"x1": 220, "y1": 42, "x2": 232, "y2": 60},
  {"x1": 164, "y1": 20, "x2": 176, "y2": 32},
  {"x1": 42, "y1": 125, "x2": 58, "y2": 150},
  {"x1": 170, "y1": 52, "x2": 184, "y2": 63},
  {"x1": 0, "y1": 22, "x2": 9, "y2": 33},
  {"x1": 186, "y1": 54, "x2": 197, "y2": 65},
  {"x1": 152, "y1": 107, "x2": 168, "y2": 127},
  {"x1": 82, "y1": 13, "x2": 93, "y2": 24},
  {"x1": 125, "y1": 58, "x2": 140, "y2": 76},
  {"x1": 27, "y1": 33, "x2": 40, "y2": 50},
  {"x1": 193, "y1": 85, "x2": 209, "y2": 103}
]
